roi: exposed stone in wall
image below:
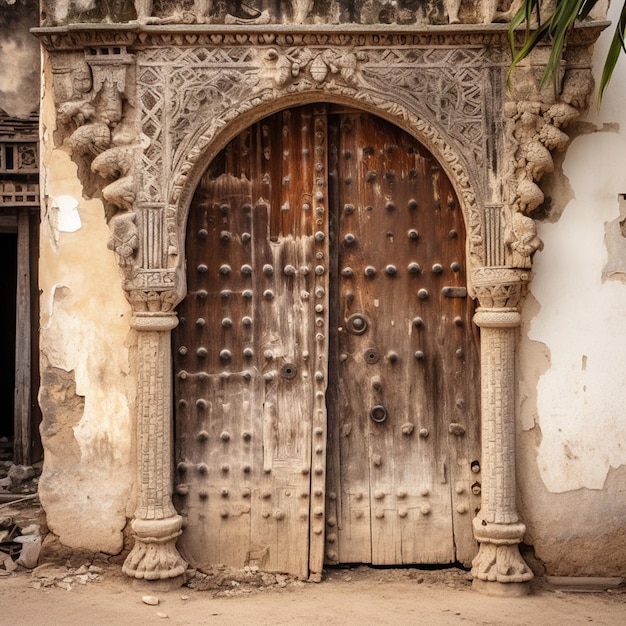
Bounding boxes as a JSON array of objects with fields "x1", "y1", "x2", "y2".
[
  {"x1": 38, "y1": 356, "x2": 83, "y2": 466},
  {"x1": 0, "y1": 0, "x2": 40, "y2": 118},
  {"x1": 603, "y1": 192, "x2": 626, "y2": 282}
]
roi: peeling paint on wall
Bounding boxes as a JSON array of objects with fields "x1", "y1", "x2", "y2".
[
  {"x1": 518, "y1": 429, "x2": 626, "y2": 576},
  {"x1": 38, "y1": 61, "x2": 138, "y2": 553},
  {"x1": 603, "y1": 193, "x2": 626, "y2": 282},
  {"x1": 524, "y1": 129, "x2": 626, "y2": 494}
]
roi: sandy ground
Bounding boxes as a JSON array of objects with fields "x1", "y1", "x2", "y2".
[
  {"x1": 2, "y1": 562, "x2": 626, "y2": 626},
  {"x1": 1, "y1": 495, "x2": 625, "y2": 626}
]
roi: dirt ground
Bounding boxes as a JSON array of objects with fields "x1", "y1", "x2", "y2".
[
  {"x1": 1, "y1": 559, "x2": 625, "y2": 626},
  {"x1": 1, "y1": 496, "x2": 625, "y2": 626}
]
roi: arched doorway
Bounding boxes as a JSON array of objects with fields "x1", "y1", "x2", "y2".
[{"x1": 172, "y1": 105, "x2": 480, "y2": 579}]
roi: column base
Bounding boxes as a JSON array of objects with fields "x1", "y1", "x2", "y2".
[
  {"x1": 472, "y1": 578, "x2": 531, "y2": 597},
  {"x1": 123, "y1": 516, "x2": 187, "y2": 580}
]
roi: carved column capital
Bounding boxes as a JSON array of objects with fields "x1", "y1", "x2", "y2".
[
  {"x1": 125, "y1": 286, "x2": 180, "y2": 314},
  {"x1": 471, "y1": 267, "x2": 529, "y2": 312}
]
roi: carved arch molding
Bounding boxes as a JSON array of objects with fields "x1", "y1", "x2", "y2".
[{"x1": 35, "y1": 23, "x2": 601, "y2": 593}]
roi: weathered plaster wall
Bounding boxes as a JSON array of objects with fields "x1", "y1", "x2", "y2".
[
  {"x1": 518, "y1": 1, "x2": 626, "y2": 576},
  {"x1": 0, "y1": 0, "x2": 40, "y2": 118},
  {"x1": 37, "y1": 56, "x2": 137, "y2": 554}
]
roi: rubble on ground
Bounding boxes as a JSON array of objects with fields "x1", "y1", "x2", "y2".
[
  {"x1": 0, "y1": 455, "x2": 43, "y2": 574},
  {"x1": 185, "y1": 564, "x2": 304, "y2": 596},
  {"x1": 29, "y1": 562, "x2": 104, "y2": 590}
]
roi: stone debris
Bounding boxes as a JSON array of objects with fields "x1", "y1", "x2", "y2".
[
  {"x1": 0, "y1": 460, "x2": 44, "y2": 573},
  {"x1": 15, "y1": 534, "x2": 42, "y2": 568},
  {"x1": 0, "y1": 515, "x2": 42, "y2": 572},
  {"x1": 185, "y1": 564, "x2": 303, "y2": 596},
  {"x1": 8, "y1": 465, "x2": 36, "y2": 488},
  {"x1": 0, "y1": 462, "x2": 40, "y2": 495},
  {"x1": 29, "y1": 562, "x2": 104, "y2": 590},
  {"x1": 142, "y1": 595, "x2": 160, "y2": 605}
]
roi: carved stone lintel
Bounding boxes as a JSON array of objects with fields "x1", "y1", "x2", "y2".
[{"x1": 123, "y1": 311, "x2": 187, "y2": 580}]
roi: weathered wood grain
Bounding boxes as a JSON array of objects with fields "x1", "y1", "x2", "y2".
[{"x1": 174, "y1": 105, "x2": 480, "y2": 577}]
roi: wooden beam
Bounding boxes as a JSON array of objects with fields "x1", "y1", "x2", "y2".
[{"x1": 14, "y1": 211, "x2": 31, "y2": 465}]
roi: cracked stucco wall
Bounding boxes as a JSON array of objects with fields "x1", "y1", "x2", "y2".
[
  {"x1": 518, "y1": 1, "x2": 626, "y2": 576},
  {"x1": 37, "y1": 52, "x2": 137, "y2": 554}
]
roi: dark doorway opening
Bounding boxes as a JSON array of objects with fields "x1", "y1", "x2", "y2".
[{"x1": 0, "y1": 232, "x2": 17, "y2": 441}]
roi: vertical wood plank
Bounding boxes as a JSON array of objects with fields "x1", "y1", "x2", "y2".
[{"x1": 14, "y1": 211, "x2": 31, "y2": 465}]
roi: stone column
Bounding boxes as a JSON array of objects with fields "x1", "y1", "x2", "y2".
[
  {"x1": 122, "y1": 311, "x2": 187, "y2": 581},
  {"x1": 470, "y1": 269, "x2": 533, "y2": 596}
]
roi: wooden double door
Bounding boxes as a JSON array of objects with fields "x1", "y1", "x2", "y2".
[{"x1": 173, "y1": 105, "x2": 480, "y2": 579}]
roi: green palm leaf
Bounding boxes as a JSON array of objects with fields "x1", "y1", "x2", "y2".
[
  {"x1": 508, "y1": 0, "x2": 603, "y2": 93},
  {"x1": 599, "y1": 3, "x2": 626, "y2": 102}
]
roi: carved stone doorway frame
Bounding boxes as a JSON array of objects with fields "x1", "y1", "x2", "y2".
[{"x1": 35, "y1": 23, "x2": 601, "y2": 594}]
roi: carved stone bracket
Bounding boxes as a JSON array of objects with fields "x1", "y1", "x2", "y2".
[{"x1": 502, "y1": 51, "x2": 594, "y2": 269}]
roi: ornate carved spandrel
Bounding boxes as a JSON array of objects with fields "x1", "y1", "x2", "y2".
[{"x1": 134, "y1": 43, "x2": 487, "y2": 273}]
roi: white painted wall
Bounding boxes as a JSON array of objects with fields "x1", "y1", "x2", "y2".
[{"x1": 518, "y1": 2, "x2": 626, "y2": 573}]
